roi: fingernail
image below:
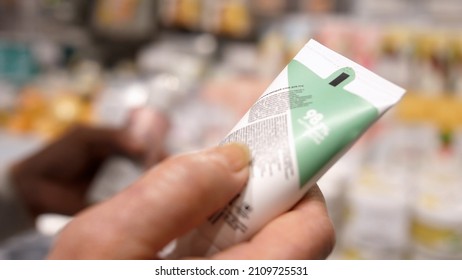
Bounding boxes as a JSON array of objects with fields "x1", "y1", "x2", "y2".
[{"x1": 216, "y1": 142, "x2": 251, "y2": 172}]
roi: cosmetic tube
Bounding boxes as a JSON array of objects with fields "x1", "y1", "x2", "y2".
[{"x1": 162, "y1": 39, "x2": 406, "y2": 258}]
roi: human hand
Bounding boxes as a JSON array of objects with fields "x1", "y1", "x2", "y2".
[
  {"x1": 47, "y1": 143, "x2": 335, "y2": 260},
  {"x1": 124, "y1": 107, "x2": 170, "y2": 167},
  {"x1": 10, "y1": 125, "x2": 144, "y2": 217}
]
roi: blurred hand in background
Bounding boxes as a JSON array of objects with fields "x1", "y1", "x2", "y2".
[{"x1": 10, "y1": 125, "x2": 144, "y2": 217}]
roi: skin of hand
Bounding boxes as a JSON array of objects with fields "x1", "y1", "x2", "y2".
[
  {"x1": 10, "y1": 125, "x2": 144, "y2": 218},
  {"x1": 48, "y1": 143, "x2": 335, "y2": 260}
]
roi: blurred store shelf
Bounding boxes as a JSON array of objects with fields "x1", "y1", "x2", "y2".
[{"x1": 1, "y1": 0, "x2": 462, "y2": 259}]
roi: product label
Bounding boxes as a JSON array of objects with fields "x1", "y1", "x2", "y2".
[
  {"x1": 222, "y1": 113, "x2": 294, "y2": 180},
  {"x1": 215, "y1": 65, "x2": 380, "y2": 244},
  {"x1": 288, "y1": 62, "x2": 379, "y2": 185},
  {"x1": 215, "y1": 64, "x2": 379, "y2": 240},
  {"x1": 221, "y1": 63, "x2": 379, "y2": 187}
]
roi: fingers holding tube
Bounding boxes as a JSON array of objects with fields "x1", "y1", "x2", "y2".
[
  {"x1": 48, "y1": 143, "x2": 334, "y2": 260},
  {"x1": 48, "y1": 143, "x2": 251, "y2": 259},
  {"x1": 212, "y1": 185, "x2": 335, "y2": 260}
]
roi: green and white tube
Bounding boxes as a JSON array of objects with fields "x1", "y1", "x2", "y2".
[{"x1": 163, "y1": 39, "x2": 406, "y2": 258}]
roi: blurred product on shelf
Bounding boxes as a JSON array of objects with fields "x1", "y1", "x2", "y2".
[
  {"x1": 0, "y1": 41, "x2": 39, "y2": 85},
  {"x1": 411, "y1": 153, "x2": 462, "y2": 259},
  {"x1": 0, "y1": 81, "x2": 16, "y2": 127},
  {"x1": 2, "y1": 60, "x2": 100, "y2": 140},
  {"x1": 455, "y1": 130, "x2": 462, "y2": 163},
  {"x1": 258, "y1": 16, "x2": 317, "y2": 78},
  {"x1": 157, "y1": 0, "x2": 348, "y2": 40},
  {"x1": 208, "y1": 0, "x2": 253, "y2": 39},
  {"x1": 341, "y1": 167, "x2": 410, "y2": 260},
  {"x1": 318, "y1": 156, "x2": 354, "y2": 237},
  {"x1": 159, "y1": 0, "x2": 200, "y2": 31},
  {"x1": 250, "y1": 0, "x2": 287, "y2": 18},
  {"x1": 449, "y1": 36, "x2": 462, "y2": 96},
  {"x1": 352, "y1": 0, "x2": 412, "y2": 19},
  {"x1": 412, "y1": 32, "x2": 448, "y2": 95},
  {"x1": 323, "y1": 118, "x2": 462, "y2": 260},
  {"x1": 1, "y1": 0, "x2": 462, "y2": 260},
  {"x1": 87, "y1": 0, "x2": 159, "y2": 65},
  {"x1": 159, "y1": 0, "x2": 203, "y2": 31},
  {"x1": 91, "y1": 0, "x2": 158, "y2": 41},
  {"x1": 159, "y1": 0, "x2": 254, "y2": 39},
  {"x1": 375, "y1": 28, "x2": 412, "y2": 89}
]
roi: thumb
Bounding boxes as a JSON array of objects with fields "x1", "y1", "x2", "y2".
[{"x1": 48, "y1": 143, "x2": 251, "y2": 259}]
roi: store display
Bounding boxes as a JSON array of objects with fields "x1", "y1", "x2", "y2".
[
  {"x1": 352, "y1": 0, "x2": 412, "y2": 19},
  {"x1": 318, "y1": 155, "x2": 356, "y2": 235},
  {"x1": 4, "y1": 72, "x2": 95, "y2": 140},
  {"x1": 298, "y1": 0, "x2": 336, "y2": 14},
  {"x1": 340, "y1": 167, "x2": 411, "y2": 260},
  {"x1": 215, "y1": 0, "x2": 253, "y2": 38},
  {"x1": 159, "y1": 0, "x2": 202, "y2": 31},
  {"x1": 374, "y1": 28, "x2": 412, "y2": 88},
  {"x1": 410, "y1": 154, "x2": 462, "y2": 259},
  {"x1": 91, "y1": 0, "x2": 158, "y2": 41},
  {"x1": 0, "y1": 81, "x2": 16, "y2": 127},
  {"x1": 159, "y1": 0, "x2": 255, "y2": 39},
  {"x1": 1, "y1": 0, "x2": 462, "y2": 260},
  {"x1": 250, "y1": 0, "x2": 287, "y2": 18},
  {"x1": 0, "y1": 41, "x2": 39, "y2": 85}
]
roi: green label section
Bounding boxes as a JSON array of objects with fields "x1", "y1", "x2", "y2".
[{"x1": 288, "y1": 60, "x2": 379, "y2": 186}]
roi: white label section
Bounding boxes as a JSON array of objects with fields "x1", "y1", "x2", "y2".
[
  {"x1": 209, "y1": 68, "x2": 303, "y2": 248},
  {"x1": 222, "y1": 115, "x2": 295, "y2": 179},
  {"x1": 296, "y1": 40, "x2": 406, "y2": 114},
  {"x1": 226, "y1": 66, "x2": 290, "y2": 133}
]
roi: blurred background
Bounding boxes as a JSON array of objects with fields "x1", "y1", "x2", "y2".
[{"x1": 1, "y1": 0, "x2": 462, "y2": 259}]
